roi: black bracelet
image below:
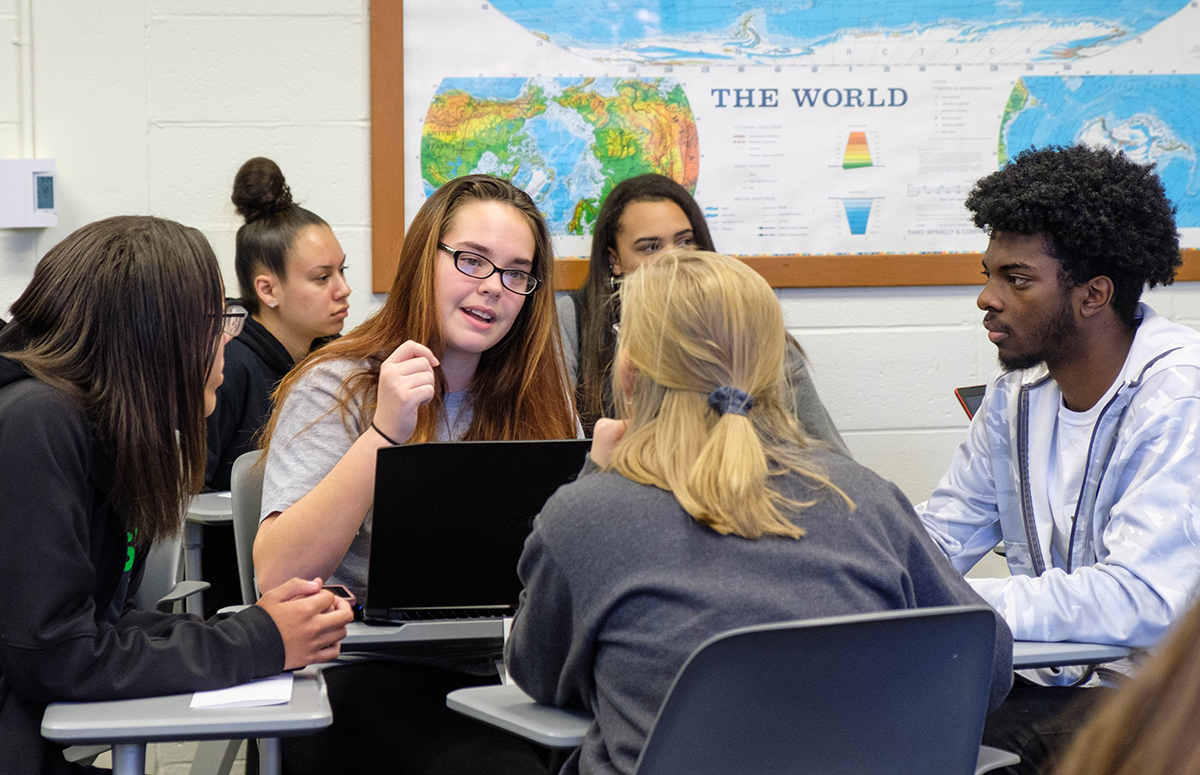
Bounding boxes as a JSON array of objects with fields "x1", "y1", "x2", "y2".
[{"x1": 370, "y1": 421, "x2": 401, "y2": 446}]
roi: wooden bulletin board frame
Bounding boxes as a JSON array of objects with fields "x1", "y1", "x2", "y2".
[{"x1": 369, "y1": 1, "x2": 1200, "y2": 293}]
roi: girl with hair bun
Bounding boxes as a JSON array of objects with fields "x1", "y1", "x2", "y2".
[
  {"x1": 206, "y1": 157, "x2": 351, "y2": 491},
  {"x1": 201, "y1": 158, "x2": 350, "y2": 615},
  {"x1": 506, "y1": 250, "x2": 1013, "y2": 775}
]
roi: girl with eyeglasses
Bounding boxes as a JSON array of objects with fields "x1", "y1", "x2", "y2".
[
  {"x1": 507, "y1": 250, "x2": 1013, "y2": 775},
  {"x1": 255, "y1": 174, "x2": 576, "y2": 774},
  {"x1": 200, "y1": 157, "x2": 351, "y2": 617},
  {"x1": 562, "y1": 173, "x2": 849, "y2": 454},
  {"x1": 0, "y1": 216, "x2": 352, "y2": 775}
]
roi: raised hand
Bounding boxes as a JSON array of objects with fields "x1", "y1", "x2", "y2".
[{"x1": 372, "y1": 340, "x2": 440, "y2": 445}]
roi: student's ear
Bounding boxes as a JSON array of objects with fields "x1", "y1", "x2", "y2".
[
  {"x1": 608, "y1": 247, "x2": 622, "y2": 277},
  {"x1": 617, "y1": 349, "x2": 635, "y2": 399},
  {"x1": 254, "y1": 274, "x2": 282, "y2": 310},
  {"x1": 1077, "y1": 275, "x2": 1115, "y2": 319}
]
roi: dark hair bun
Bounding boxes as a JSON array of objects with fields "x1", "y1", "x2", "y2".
[{"x1": 231, "y1": 157, "x2": 294, "y2": 223}]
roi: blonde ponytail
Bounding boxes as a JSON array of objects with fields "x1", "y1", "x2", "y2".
[{"x1": 609, "y1": 250, "x2": 852, "y2": 539}]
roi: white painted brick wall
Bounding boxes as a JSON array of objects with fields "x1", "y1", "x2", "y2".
[{"x1": 0, "y1": 1, "x2": 19, "y2": 158}]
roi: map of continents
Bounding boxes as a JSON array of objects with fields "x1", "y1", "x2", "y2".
[
  {"x1": 1000, "y1": 76, "x2": 1200, "y2": 227},
  {"x1": 421, "y1": 77, "x2": 698, "y2": 236}
]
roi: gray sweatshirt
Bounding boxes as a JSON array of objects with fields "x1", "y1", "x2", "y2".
[{"x1": 506, "y1": 449, "x2": 1013, "y2": 775}]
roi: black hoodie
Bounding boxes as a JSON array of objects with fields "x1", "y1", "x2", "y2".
[
  {"x1": 0, "y1": 350, "x2": 284, "y2": 775},
  {"x1": 204, "y1": 313, "x2": 297, "y2": 492}
]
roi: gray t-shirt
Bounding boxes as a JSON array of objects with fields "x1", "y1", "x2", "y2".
[{"x1": 261, "y1": 358, "x2": 473, "y2": 601}]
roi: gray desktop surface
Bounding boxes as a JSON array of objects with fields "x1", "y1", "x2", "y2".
[
  {"x1": 41, "y1": 670, "x2": 330, "y2": 745},
  {"x1": 446, "y1": 640, "x2": 1134, "y2": 751},
  {"x1": 1011, "y1": 640, "x2": 1131, "y2": 669},
  {"x1": 343, "y1": 618, "x2": 503, "y2": 647},
  {"x1": 447, "y1": 684, "x2": 589, "y2": 748}
]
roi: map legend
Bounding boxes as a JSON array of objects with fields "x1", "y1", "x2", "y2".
[
  {"x1": 842, "y1": 132, "x2": 873, "y2": 169},
  {"x1": 842, "y1": 198, "x2": 874, "y2": 235}
]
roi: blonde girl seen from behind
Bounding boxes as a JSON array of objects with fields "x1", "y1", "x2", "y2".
[{"x1": 595, "y1": 249, "x2": 852, "y2": 539}]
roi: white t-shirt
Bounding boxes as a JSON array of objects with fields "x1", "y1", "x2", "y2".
[{"x1": 1046, "y1": 378, "x2": 1122, "y2": 568}]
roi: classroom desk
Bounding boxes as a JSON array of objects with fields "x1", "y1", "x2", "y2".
[
  {"x1": 446, "y1": 640, "x2": 1134, "y2": 752},
  {"x1": 1012, "y1": 640, "x2": 1131, "y2": 669},
  {"x1": 41, "y1": 670, "x2": 330, "y2": 775},
  {"x1": 184, "y1": 491, "x2": 234, "y2": 616},
  {"x1": 342, "y1": 619, "x2": 502, "y2": 648}
]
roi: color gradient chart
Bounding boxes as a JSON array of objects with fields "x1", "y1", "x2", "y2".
[
  {"x1": 842, "y1": 198, "x2": 874, "y2": 235},
  {"x1": 842, "y1": 132, "x2": 873, "y2": 169}
]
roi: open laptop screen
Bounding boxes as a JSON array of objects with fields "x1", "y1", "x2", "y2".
[{"x1": 366, "y1": 439, "x2": 591, "y2": 619}]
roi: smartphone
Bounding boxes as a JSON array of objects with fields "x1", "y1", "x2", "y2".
[{"x1": 954, "y1": 385, "x2": 987, "y2": 420}]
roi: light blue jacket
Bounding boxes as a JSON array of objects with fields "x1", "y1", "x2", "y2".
[{"x1": 918, "y1": 305, "x2": 1200, "y2": 681}]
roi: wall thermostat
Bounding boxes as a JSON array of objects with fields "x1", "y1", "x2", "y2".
[{"x1": 0, "y1": 159, "x2": 57, "y2": 228}]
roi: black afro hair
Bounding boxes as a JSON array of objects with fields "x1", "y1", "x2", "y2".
[{"x1": 965, "y1": 145, "x2": 1181, "y2": 326}]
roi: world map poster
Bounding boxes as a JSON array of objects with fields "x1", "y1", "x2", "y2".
[{"x1": 403, "y1": 1, "x2": 1200, "y2": 259}]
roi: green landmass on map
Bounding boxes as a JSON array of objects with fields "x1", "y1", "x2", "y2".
[
  {"x1": 421, "y1": 77, "x2": 699, "y2": 236},
  {"x1": 998, "y1": 79, "x2": 1033, "y2": 165},
  {"x1": 421, "y1": 85, "x2": 551, "y2": 188}
]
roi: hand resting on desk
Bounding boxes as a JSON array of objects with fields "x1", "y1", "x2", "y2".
[{"x1": 257, "y1": 577, "x2": 354, "y2": 670}]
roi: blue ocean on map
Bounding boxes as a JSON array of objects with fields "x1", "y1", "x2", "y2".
[
  {"x1": 1003, "y1": 76, "x2": 1200, "y2": 227},
  {"x1": 440, "y1": 78, "x2": 528, "y2": 101},
  {"x1": 488, "y1": 1, "x2": 1188, "y2": 60}
]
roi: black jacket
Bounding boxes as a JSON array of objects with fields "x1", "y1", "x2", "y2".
[
  {"x1": 205, "y1": 314, "x2": 296, "y2": 491},
  {"x1": 0, "y1": 354, "x2": 285, "y2": 775},
  {"x1": 205, "y1": 313, "x2": 337, "y2": 491}
]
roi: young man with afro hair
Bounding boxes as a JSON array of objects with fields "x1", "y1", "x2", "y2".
[{"x1": 917, "y1": 145, "x2": 1200, "y2": 774}]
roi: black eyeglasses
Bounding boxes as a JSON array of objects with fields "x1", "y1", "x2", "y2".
[
  {"x1": 439, "y1": 244, "x2": 541, "y2": 296},
  {"x1": 220, "y1": 304, "x2": 248, "y2": 337}
]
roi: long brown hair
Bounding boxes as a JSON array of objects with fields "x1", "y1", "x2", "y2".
[
  {"x1": 2, "y1": 216, "x2": 224, "y2": 545},
  {"x1": 576, "y1": 174, "x2": 715, "y2": 433},
  {"x1": 1053, "y1": 599, "x2": 1200, "y2": 775},
  {"x1": 611, "y1": 250, "x2": 851, "y2": 539},
  {"x1": 260, "y1": 174, "x2": 576, "y2": 451}
]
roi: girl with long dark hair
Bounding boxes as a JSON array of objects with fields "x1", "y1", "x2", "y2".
[
  {"x1": 562, "y1": 173, "x2": 848, "y2": 453},
  {"x1": 0, "y1": 216, "x2": 352, "y2": 775}
]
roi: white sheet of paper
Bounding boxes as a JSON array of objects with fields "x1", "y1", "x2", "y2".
[{"x1": 190, "y1": 673, "x2": 294, "y2": 709}]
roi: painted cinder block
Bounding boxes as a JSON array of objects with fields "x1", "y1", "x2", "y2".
[
  {"x1": 841, "y1": 428, "x2": 969, "y2": 504},
  {"x1": 778, "y1": 284, "x2": 984, "y2": 329},
  {"x1": 791, "y1": 327, "x2": 987, "y2": 432},
  {"x1": 147, "y1": 124, "x2": 369, "y2": 229},
  {"x1": 147, "y1": 16, "x2": 367, "y2": 123}
]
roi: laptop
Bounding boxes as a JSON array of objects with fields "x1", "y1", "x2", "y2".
[{"x1": 363, "y1": 438, "x2": 592, "y2": 625}]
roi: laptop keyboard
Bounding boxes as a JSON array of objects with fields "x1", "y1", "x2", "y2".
[{"x1": 385, "y1": 608, "x2": 513, "y2": 621}]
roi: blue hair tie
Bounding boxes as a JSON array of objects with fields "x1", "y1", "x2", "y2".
[{"x1": 708, "y1": 386, "x2": 754, "y2": 417}]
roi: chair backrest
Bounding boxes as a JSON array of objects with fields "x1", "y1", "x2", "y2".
[
  {"x1": 231, "y1": 450, "x2": 265, "y2": 605},
  {"x1": 633, "y1": 605, "x2": 998, "y2": 775},
  {"x1": 131, "y1": 531, "x2": 183, "y2": 612}
]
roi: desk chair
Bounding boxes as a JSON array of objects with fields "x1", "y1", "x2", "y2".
[
  {"x1": 132, "y1": 519, "x2": 211, "y2": 614},
  {"x1": 450, "y1": 605, "x2": 1020, "y2": 775},
  {"x1": 184, "y1": 491, "x2": 236, "y2": 615},
  {"x1": 231, "y1": 450, "x2": 266, "y2": 605}
]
